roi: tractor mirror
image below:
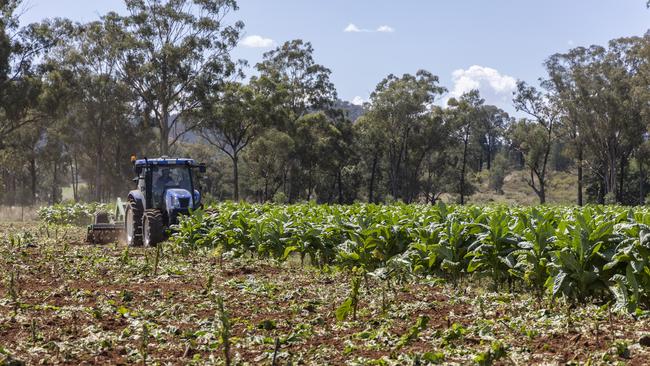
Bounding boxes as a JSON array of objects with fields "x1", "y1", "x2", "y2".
[
  {"x1": 135, "y1": 166, "x2": 143, "y2": 175},
  {"x1": 199, "y1": 165, "x2": 206, "y2": 173}
]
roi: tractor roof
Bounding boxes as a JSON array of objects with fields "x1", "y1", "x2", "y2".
[{"x1": 134, "y1": 158, "x2": 197, "y2": 167}]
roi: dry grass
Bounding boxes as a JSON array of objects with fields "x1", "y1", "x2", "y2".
[
  {"x1": 0, "y1": 206, "x2": 38, "y2": 223},
  {"x1": 469, "y1": 170, "x2": 581, "y2": 205}
]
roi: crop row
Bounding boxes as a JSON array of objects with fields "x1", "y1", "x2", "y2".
[
  {"x1": 171, "y1": 203, "x2": 650, "y2": 312},
  {"x1": 38, "y1": 202, "x2": 109, "y2": 226}
]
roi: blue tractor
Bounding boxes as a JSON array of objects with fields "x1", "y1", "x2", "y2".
[{"x1": 87, "y1": 157, "x2": 206, "y2": 246}]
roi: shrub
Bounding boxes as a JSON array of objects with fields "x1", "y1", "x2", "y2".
[{"x1": 38, "y1": 202, "x2": 109, "y2": 226}]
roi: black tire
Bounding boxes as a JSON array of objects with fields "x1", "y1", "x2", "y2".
[
  {"x1": 126, "y1": 199, "x2": 143, "y2": 247},
  {"x1": 143, "y1": 209, "x2": 165, "y2": 247}
]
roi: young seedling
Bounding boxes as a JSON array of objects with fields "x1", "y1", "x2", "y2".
[
  {"x1": 153, "y1": 242, "x2": 162, "y2": 276},
  {"x1": 336, "y1": 268, "x2": 362, "y2": 321},
  {"x1": 7, "y1": 271, "x2": 17, "y2": 303},
  {"x1": 395, "y1": 315, "x2": 429, "y2": 351},
  {"x1": 202, "y1": 274, "x2": 214, "y2": 296},
  {"x1": 141, "y1": 323, "x2": 149, "y2": 366},
  {"x1": 271, "y1": 337, "x2": 281, "y2": 366},
  {"x1": 31, "y1": 319, "x2": 37, "y2": 344},
  {"x1": 216, "y1": 296, "x2": 232, "y2": 366}
]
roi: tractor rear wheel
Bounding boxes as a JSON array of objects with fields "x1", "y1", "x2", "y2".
[
  {"x1": 126, "y1": 199, "x2": 143, "y2": 247},
  {"x1": 143, "y1": 209, "x2": 165, "y2": 247}
]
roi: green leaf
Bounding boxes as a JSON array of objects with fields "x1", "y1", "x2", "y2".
[
  {"x1": 467, "y1": 259, "x2": 482, "y2": 273},
  {"x1": 552, "y1": 271, "x2": 567, "y2": 298},
  {"x1": 283, "y1": 245, "x2": 299, "y2": 259},
  {"x1": 335, "y1": 298, "x2": 353, "y2": 321}
]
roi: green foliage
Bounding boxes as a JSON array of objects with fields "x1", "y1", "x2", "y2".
[
  {"x1": 171, "y1": 203, "x2": 650, "y2": 311},
  {"x1": 473, "y1": 341, "x2": 509, "y2": 365},
  {"x1": 336, "y1": 268, "x2": 362, "y2": 321},
  {"x1": 38, "y1": 202, "x2": 108, "y2": 226},
  {"x1": 395, "y1": 315, "x2": 429, "y2": 350},
  {"x1": 488, "y1": 153, "x2": 508, "y2": 194},
  {"x1": 216, "y1": 296, "x2": 232, "y2": 366}
]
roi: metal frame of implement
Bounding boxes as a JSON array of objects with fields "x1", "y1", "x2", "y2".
[{"x1": 86, "y1": 198, "x2": 127, "y2": 244}]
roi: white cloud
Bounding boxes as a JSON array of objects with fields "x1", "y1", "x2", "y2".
[
  {"x1": 344, "y1": 23, "x2": 364, "y2": 32},
  {"x1": 450, "y1": 65, "x2": 517, "y2": 99},
  {"x1": 241, "y1": 35, "x2": 275, "y2": 48},
  {"x1": 345, "y1": 23, "x2": 395, "y2": 33},
  {"x1": 568, "y1": 40, "x2": 575, "y2": 46},
  {"x1": 351, "y1": 96, "x2": 366, "y2": 106},
  {"x1": 377, "y1": 25, "x2": 395, "y2": 33}
]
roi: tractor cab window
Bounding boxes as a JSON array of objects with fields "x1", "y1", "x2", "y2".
[{"x1": 151, "y1": 166, "x2": 192, "y2": 204}]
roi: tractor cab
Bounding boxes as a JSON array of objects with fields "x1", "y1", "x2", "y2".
[{"x1": 126, "y1": 157, "x2": 206, "y2": 246}]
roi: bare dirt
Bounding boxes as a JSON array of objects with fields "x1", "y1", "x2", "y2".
[{"x1": 1, "y1": 223, "x2": 649, "y2": 365}]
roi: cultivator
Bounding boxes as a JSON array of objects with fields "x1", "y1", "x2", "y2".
[{"x1": 86, "y1": 198, "x2": 127, "y2": 244}]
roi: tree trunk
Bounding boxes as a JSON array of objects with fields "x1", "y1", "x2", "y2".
[
  {"x1": 51, "y1": 161, "x2": 58, "y2": 205},
  {"x1": 459, "y1": 132, "x2": 469, "y2": 205},
  {"x1": 160, "y1": 110, "x2": 170, "y2": 156},
  {"x1": 605, "y1": 148, "x2": 617, "y2": 199},
  {"x1": 368, "y1": 152, "x2": 378, "y2": 203},
  {"x1": 11, "y1": 174, "x2": 16, "y2": 206},
  {"x1": 486, "y1": 137, "x2": 492, "y2": 171},
  {"x1": 307, "y1": 167, "x2": 312, "y2": 201},
  {"x1": 30, "y1": 156, "x2": 37, "y2": 204},
  {"x1": 618, "y1": 155, "x2": 626, "y2": 204},
  {"x1": 337, "y1": 169, "x2": 343, "y2": 204},
  {"x1": 232, "y1": 154, "x2": 239, "y2": 201},
  {"x1": 95, "y1": 148, "x2": 102, "y2": 202},
  {"x1": 73, "y1": 156, "x2": 79, "y2": 201},
  {"x1": 263, "y1": 177, "x2": 269, "y2": 202},
  {"x1": 640, "y1": 161, "x2": 646, "y2": 206},
  {"x1": 577, "y1": 146, "x2": 583, "y2": 206}
]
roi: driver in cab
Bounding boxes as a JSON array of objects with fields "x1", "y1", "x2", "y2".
[{"x1": 154, "y1": 168, "x2": 176, "y2": 202}]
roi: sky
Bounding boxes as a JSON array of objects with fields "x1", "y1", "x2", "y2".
[{"x1": 18, "y1": 0, "x2": 650, "y2": 115}]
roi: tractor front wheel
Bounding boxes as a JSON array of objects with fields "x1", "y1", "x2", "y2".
[
  {"x1": 143, "y1": 209, "x2": 165, "y2": 247},
  {"x1": 126, "y1": 200, "x2": 143, "y2": 247}
]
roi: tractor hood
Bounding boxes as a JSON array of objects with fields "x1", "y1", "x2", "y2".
[{"x1": 165, "y1": 188, "x2": 201, "y2": 210}]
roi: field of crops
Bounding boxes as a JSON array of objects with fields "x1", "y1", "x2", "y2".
[
  {"x1": 174, "y1": 203, "x2": 650, "y2": 312},
  {"x1": 2, "y1": 203, "x2": 650, "y2": 365}
]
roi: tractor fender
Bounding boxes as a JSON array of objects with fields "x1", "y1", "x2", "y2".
[{"x1": 128, "y1": 190, "x2": 145, "y2": 211}]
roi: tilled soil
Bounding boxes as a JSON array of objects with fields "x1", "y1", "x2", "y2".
[{"x1": 1, "y1": 223, "x2": 649, "y2": 365}]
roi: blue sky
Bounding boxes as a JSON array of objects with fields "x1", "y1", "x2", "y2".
[{"x1": 19, "y1": 0, "x2": 650, "y2": 115}]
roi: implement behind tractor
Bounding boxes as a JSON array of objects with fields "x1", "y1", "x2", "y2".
[
  {"x1": 86, "y1": 199, "x2": 127, "y2": 244},
  {"x1": 87, "y1": 156, "x2": 205, "y2": 245}
]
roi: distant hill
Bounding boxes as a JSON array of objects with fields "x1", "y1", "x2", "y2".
[
  {"x1": 171, "y1": 101, "x2": 366, "y2": 146},
  {"x1": 336, "y1": 100, "x2": 365, "y2": 122}
]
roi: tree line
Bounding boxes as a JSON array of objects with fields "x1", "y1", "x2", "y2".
[{"x1": 1, "y1": 0, "x2": 650, "y2": 206}]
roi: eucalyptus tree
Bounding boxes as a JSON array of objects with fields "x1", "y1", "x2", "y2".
[
  {"x1": 365, "y1": 70, "x2": 446, "y2": 201},
  {"x1": 251, "y1": 40, "x2": 338, "y2": 201},
  {"x1": 479, "y1": 105, "x2": 510, "y2": 171},
  {"x1": 0, "y1": 7, "x2": 72, "y2": 204},
  {"x1": 252, "y1": 40, "x2": 337, "y2": 126},
  {"x1": 419, "y1": 106, "x2": 454, "y2": 204},
  {"x1": 197, "y1": 81, "x2": 261, "y2": 201},
  {"x1": 544, "y1": 48, "x2": 589, "y2": 205},
  {"x1": 550, "y1": 39, "x2": 648, "y2": 203},
  {"x1": 41, "y1": 19, "x2": 145, "y2": 201},
  {"x1": 447, "y1": 90, "x2": 485, "y2": 204},
  {"x1": 512, "y1": 81, "x2": 560, "y2": 204},
  {"x1": 354, "y1": 114, "x2": 385, "y2": 203},
  {"x1": 300, "y1": 111, "x2": 358, "y2": 203},
  {"x1": 106, "y1": 0, "x2": 244, "y2": 156},
  {"x1": 0, "y1": 1, "x2": 54, "y2": 149},
  {"x1": 244, "y1": 128, "x2": 294, "y2": 202}
]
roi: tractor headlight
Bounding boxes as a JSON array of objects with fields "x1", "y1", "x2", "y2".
[
  {"x1": 169, "y1": 195, "x2": 181, "y2": 209},
  {"x1": 194, "y1": 190, "x2": 201, "y2": 206}
]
